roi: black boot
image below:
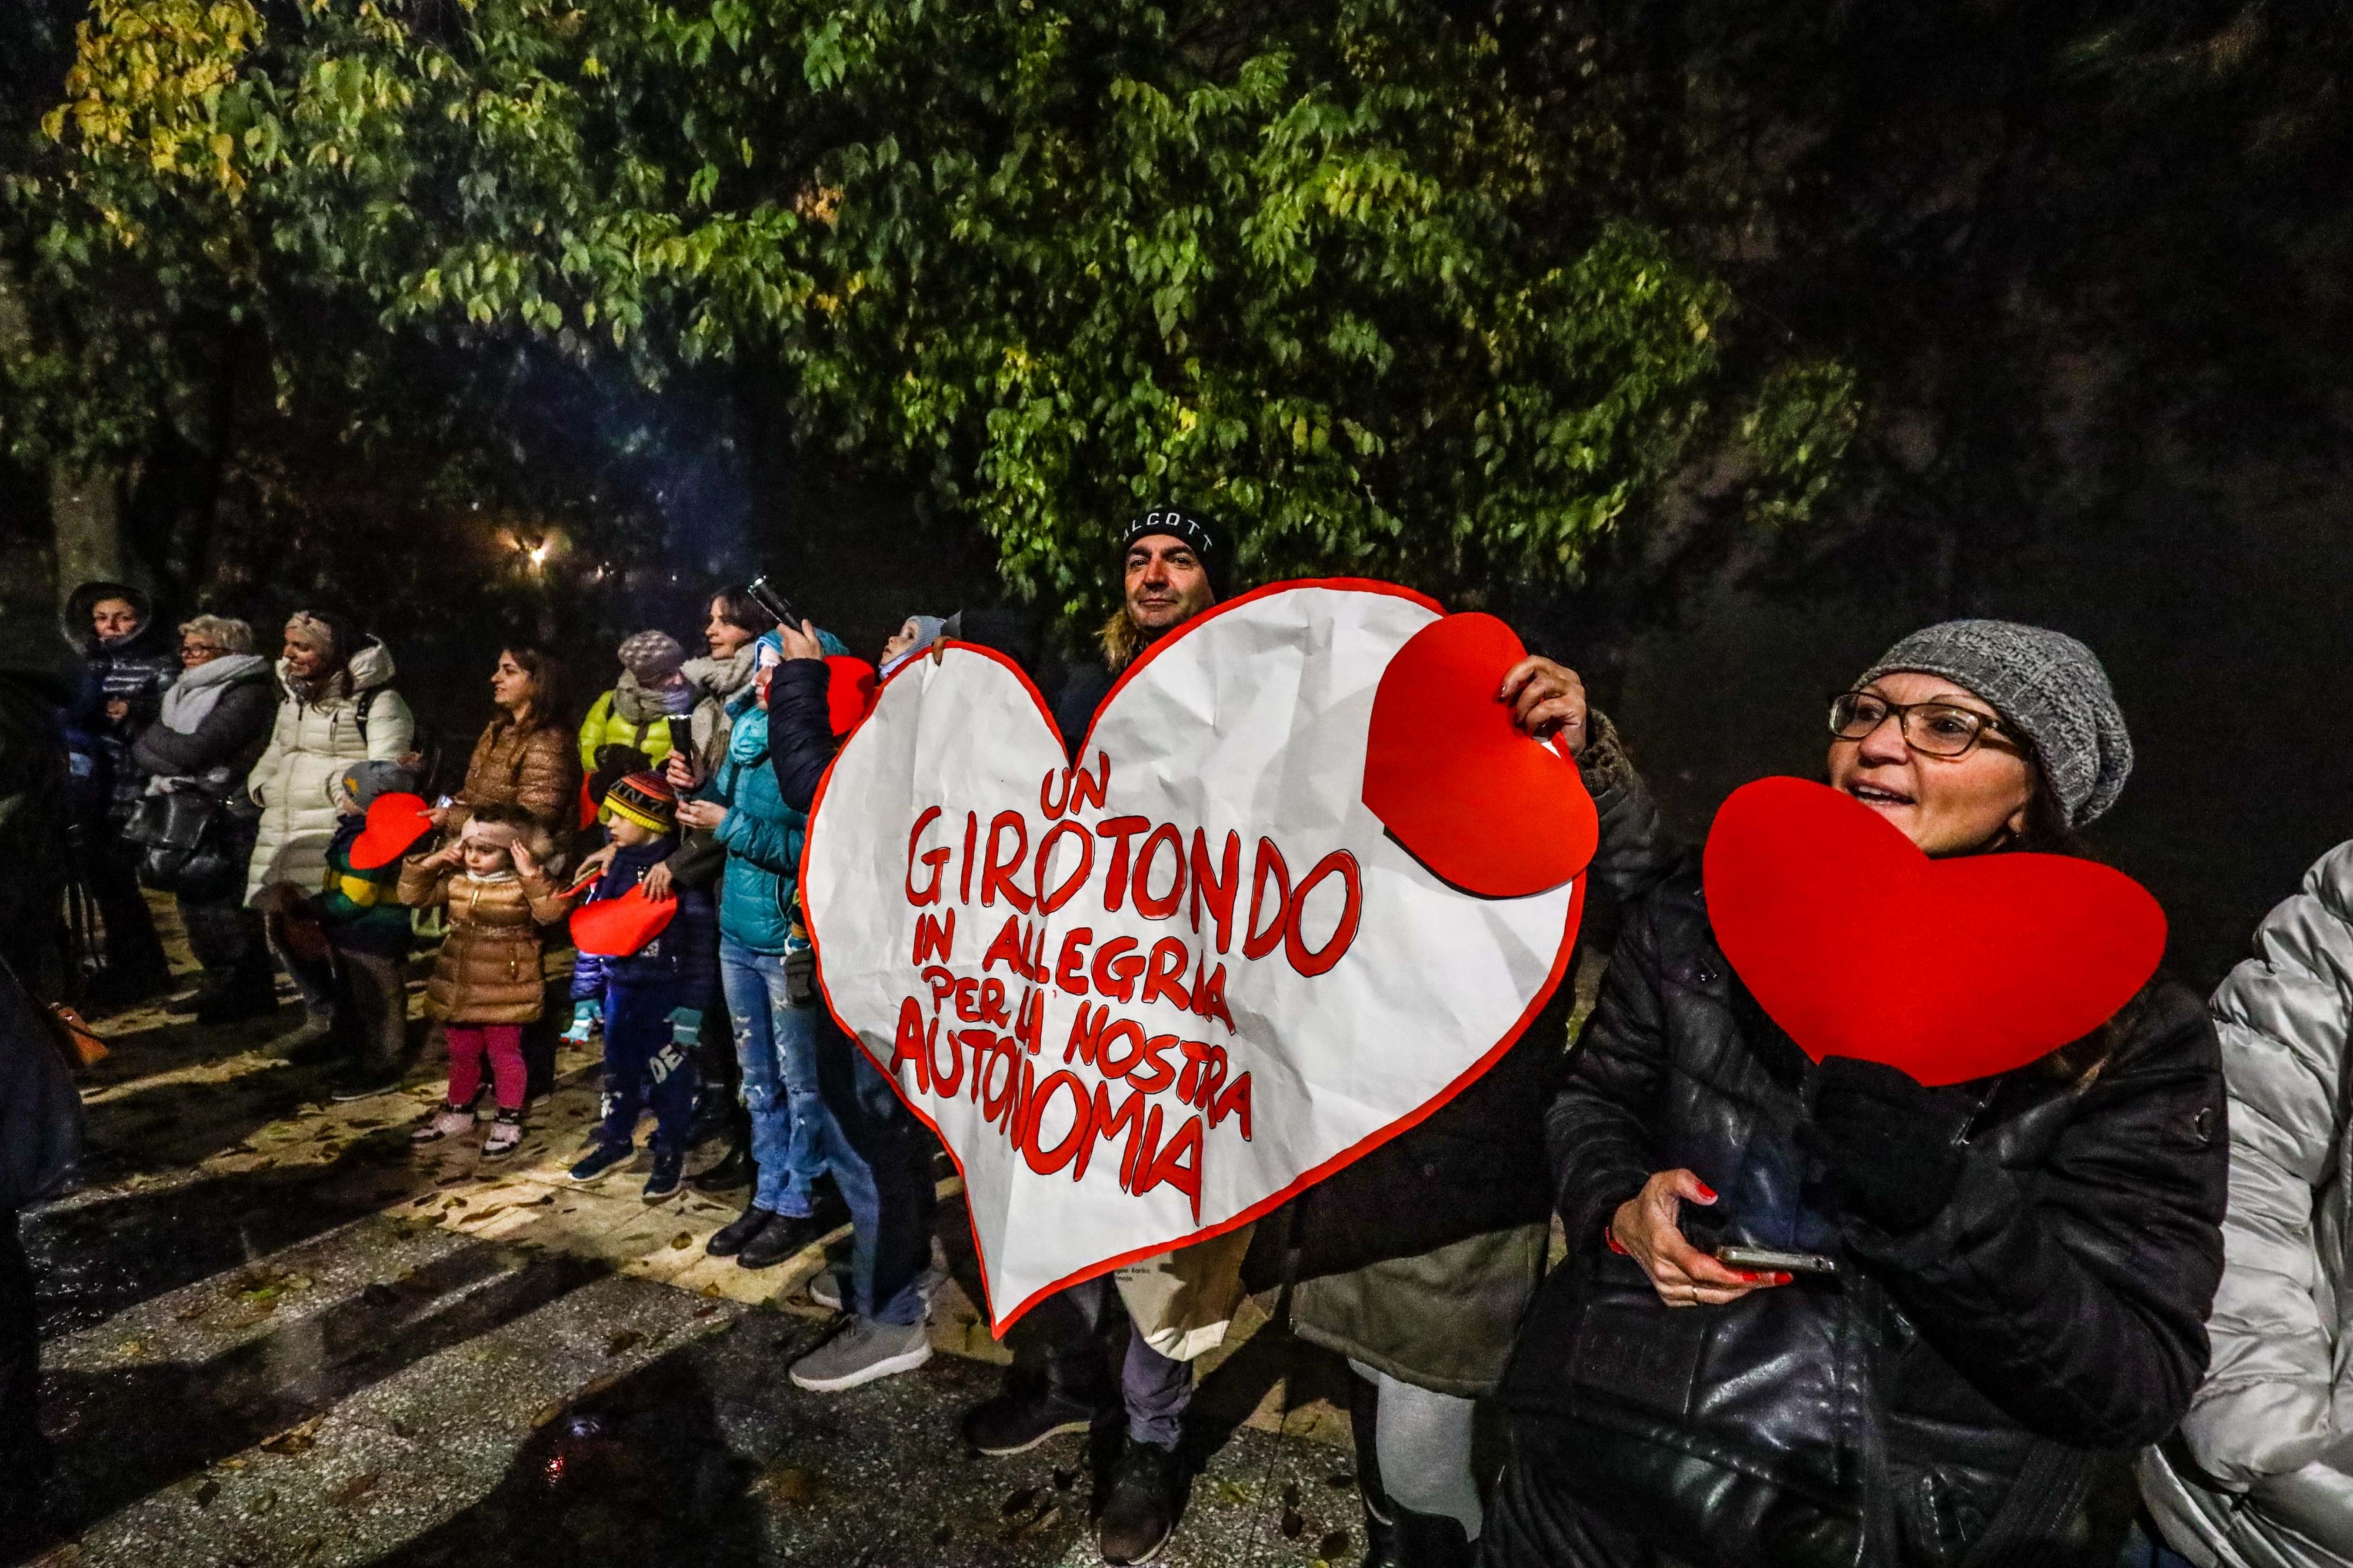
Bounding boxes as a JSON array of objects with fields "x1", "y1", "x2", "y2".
[
  {"x1": 1390, "y1": 1510, "x2": 1474, "y2": 1568},
  {"x1": 706, "y1": 1203, "x2": 774, "y2": 1257},
  {"x1": 692, "y1": 1138, "x2": 752, "y2": 1192}
]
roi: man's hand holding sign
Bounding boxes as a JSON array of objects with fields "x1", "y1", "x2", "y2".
[{"x1": 801, "y1": 581, "x2": 1598, "y2": 1327}]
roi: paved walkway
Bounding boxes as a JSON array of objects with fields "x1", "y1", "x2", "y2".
[{"x1": 14, "y1": 900, "x2": 1362, "y2": 1567}]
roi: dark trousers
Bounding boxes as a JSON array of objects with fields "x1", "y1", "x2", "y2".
[
  {"x1": 809, "y1": 1009, "x2": 937, "y2": 1325},
  {"x1": 595, "y1": 979, "x2": 698, "y2": 1156},
  {"x1": 335, "y1": 947, "x2": 410, "y2": 1073},
  {"x1": 85, "y1": 830, "x2": 165, "y2": 979},
  {"x1": 1007, "y1": 1282, "x2": 1190, "y2": 1446},
  {"x1": 178, "y1": 898, "x2": 264, "y2": 979}
]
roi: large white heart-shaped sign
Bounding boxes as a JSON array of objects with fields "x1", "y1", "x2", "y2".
[{"x1": 801, "y1": 581, "x2": 1583, "y2": 1327}]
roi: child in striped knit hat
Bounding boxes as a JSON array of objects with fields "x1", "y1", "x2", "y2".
[{"x1": 562, "y1": 772, "x2": 718, "y2": 1201}]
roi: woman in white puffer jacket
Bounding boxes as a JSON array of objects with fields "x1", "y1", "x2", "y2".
[
  {"x1": 2139, "y1": 840, "x2": 2353, "y2": 1568},
  {"x1": 243, "y1": 610, "x2": 415, "y2": 905}
]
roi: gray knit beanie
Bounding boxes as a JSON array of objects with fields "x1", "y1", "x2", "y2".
[
  {"x1": 1858, "y1": 619, "x2": 2132, "y2": 826},
  {"x1": 616, "y1": 630, "x2": 687, "y2": 683},
  {"x1": 340, "y1": 759, "x2": 418, "y2": 811}
]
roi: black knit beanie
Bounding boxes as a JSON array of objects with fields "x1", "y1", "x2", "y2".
[{"x1": 1119, "y1": 507, "x2": 1231, "y2": 600}]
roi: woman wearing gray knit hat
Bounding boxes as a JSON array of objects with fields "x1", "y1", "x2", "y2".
[{"x1": 1484, "y1": 619, "x2": 2227, "y2": 1568}]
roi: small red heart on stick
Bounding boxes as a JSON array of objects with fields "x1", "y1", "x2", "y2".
[
  {"x1": 1704, "y1": 776, "x2": 2166, "y2": 1086},
  {"x1": 1361, "y1": 613, "x2": 1598, "y2": 898},
  {"x1": 349, "y1": 792, "x2": 434, "y2": 870},
  {"x1": 571, "y1": 886, "x2": 679, "y2": 958}
]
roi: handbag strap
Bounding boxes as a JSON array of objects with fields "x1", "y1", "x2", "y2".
[{"x1": 1958, "y1": 1437, "x2": 2097, "y2": 1568}]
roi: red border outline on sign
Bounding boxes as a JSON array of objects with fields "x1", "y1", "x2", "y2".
[{"x1": 798, "y1": 577, "x2": 1582, "y2": 1332}]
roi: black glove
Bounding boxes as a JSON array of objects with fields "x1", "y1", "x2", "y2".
[{"x1": 1799, "y1": 1056, "x2": 1978, "y2": 1233}]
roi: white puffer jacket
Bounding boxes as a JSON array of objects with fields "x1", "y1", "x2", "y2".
[
  {"x1": 241, "y1": 640, "x2": 414, "y2": 904},
  {"x1": 2140, "y1": 841, "x2": 2353, "y2": 1568}
]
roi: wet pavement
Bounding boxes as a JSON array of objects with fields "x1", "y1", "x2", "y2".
[{"x1": 10, "y1": 899, "x2": 1362, "y2": 1567}]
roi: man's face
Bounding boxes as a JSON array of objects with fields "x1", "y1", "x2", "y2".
[
  {"x1": 1124, "y1": 536, "x2": 1214, "y2": 638},
  {"x1": 91, "y1": 598, "x2": 139, "y2": 642}
]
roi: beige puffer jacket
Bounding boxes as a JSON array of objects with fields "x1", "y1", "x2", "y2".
[
  {"x1": 398, "y1": 858, "x2": 567, "y2": 1025},
  {"x1": 242, "y1": 641, "x2": 414, "y2": 904},
  {"x1": 2140, "y1": 840, "x2": 2353, "y2": 1568}
]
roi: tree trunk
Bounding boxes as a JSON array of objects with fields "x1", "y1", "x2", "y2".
[
  {"x1": 0, "y1": 252, "x2": 132, "y2": 603},
  {"x1": 50, "y1": 465, "x2": 126, "y2": 599}
]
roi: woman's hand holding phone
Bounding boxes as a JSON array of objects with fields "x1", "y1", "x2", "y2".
[{"x1": 1611, "y1": 1169, "x2": 1792, "y2": 1309}]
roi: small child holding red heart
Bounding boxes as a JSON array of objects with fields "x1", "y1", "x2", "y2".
[{"x1": 561, "y1": 772, "x2": 718, "y2": 1202}]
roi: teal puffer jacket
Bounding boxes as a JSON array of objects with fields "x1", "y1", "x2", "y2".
[{"x1": 703, "y1": 695, "x2": 805, "y2": 955}]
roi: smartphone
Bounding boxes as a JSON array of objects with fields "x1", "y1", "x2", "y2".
[{"x1": 1716, "y1": 1245, "x2": 1839, "y2": 1276}]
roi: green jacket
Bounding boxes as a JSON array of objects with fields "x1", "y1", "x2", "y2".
[{"x1": 315, "y1": 813, "x2": 411, "y2": 956}]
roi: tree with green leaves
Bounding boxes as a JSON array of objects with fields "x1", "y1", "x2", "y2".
[{"x1": 38, "y1": 0, "x2": 1851, "y2": 637}]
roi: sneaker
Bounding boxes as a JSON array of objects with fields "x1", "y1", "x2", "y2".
[
  {"x1": 642, "y1": 1149, "x2": 685, "y2": 1202},
  {"x1": 705, "y1": 1205, "x2": 774, "y2": 1258},
  {"x1": 569, "y1": 1141, "x2": 634, "y2": 1182},
  {"x1": 326, "y1": 1065, "x2": 403, "y2": 1102},
  {"x1": 787, "y1": 1316, "x2": 932, "y2": 1393},
  {"x1": 411, "y1": 1105, "x2": 475, "y2": 1143},
  {"x1": 1096, "y1": 1439, "x2": 1185, "y2": 1566},
  {"x1": 961, "y1": 1378, "x2": 1107, "y2": 1456},
  {"x1": 736, "y1": 1210, "x2": 834, "y2": 1270},
  {"x1": 481, "y1": 1112, "x2": 524, "y2": 1159}
]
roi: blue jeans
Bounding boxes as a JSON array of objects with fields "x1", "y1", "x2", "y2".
[
  {"x1": 809, "y1": 1007, "x2": 939, "y2": 1327},
  {"x1": 717, "y1": 936, "x2": 829, "y2": 1219}
]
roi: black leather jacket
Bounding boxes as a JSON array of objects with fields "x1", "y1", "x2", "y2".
[{"x1": 1502, "y1": 868, "x2": 2229, "y2": 1566}]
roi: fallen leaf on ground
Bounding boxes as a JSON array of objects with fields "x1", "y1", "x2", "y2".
[
  {"x1": 193, "y1": 1479, "x2": 221, "y2": 1507},
  {"x1": 329, "y1": 1472, "x2": 381, "y2": 1507},
  {"x1": 1318, "y1": 1530, "x2": 1352, "y2": 1558},
  {"x1": 604, "y1": 1330, "x2": 641, "y2": 1356},
  {"x1": 531, "y1": 1404, "x2": 562, "y2": 1429},
  {"x1": 669, "y1": 1232, "x2": 692, "y2": 1249},
  {"x1": 1281, "y1": 1507, "x2": 1305, "y2": 1538},
  {"x1": 755, "y1": 1466, "x2": 815, "y2": 1504},
  {"x1": 260, "y1": 1418, "x2": 322, "y2": 1455}
]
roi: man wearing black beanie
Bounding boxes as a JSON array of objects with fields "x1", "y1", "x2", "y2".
[
  {"x1": 1049, "y1": 507, "x2": 1228, "y2": 748},
  {"x1": 984, "y1": 505, "x2": 1234, "y2": 1566}
]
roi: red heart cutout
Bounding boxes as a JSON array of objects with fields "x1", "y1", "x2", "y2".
[
  {"x1": 1704, "y1": 776, "x2": 2166, "y2": 1085},
  {"x1": 1362, "y1": 613, "x2": 1598, "y2": 898},
  {"x1": 825, "y1": 655, "x2": 877, "y2": 737},
  {"x1": 348, "y1": 792, "x2": 434, "y2": 870},
  {"x1": 570, "y1": 885, "x2": 679, "y2": 958}
]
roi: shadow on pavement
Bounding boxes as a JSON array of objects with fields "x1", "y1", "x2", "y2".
[
  {"x1": 25, "y1": 1236, "x2": 606, "y2": 1552},
  {"x1": 31, "y1": 1132, "x2": 419, "y2": 1337},
  {"x1": 369, "y1": 1340, "x2": 765, "y2": 1568}
]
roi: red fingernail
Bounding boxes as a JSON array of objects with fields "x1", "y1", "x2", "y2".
[
  {"x1": 1604, "y1": 1225, "x2": 1628, "y2": 1256},
  {"x1": 1774, "y1": 1273, "x2": 1794, "y2": 1286},
  {"x1": 1694, "y1": 1181, "x2": 1718, "y2": 1201},
  {"x1": 1738, "y1": 1271, "x2": 1767, "y2": 1283}
]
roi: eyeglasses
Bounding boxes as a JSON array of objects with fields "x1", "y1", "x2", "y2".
[
  {"x1": 1828, "y1": 691, "x2": 2015, "y2": 759},
  {"x1": 181, "y1": 642, "x2": 225, "y2": 660}
]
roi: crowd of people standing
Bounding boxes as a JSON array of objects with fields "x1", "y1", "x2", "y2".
[{"x1": 3, "y1": 515, "x2": 2351, "y2": 1568}]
